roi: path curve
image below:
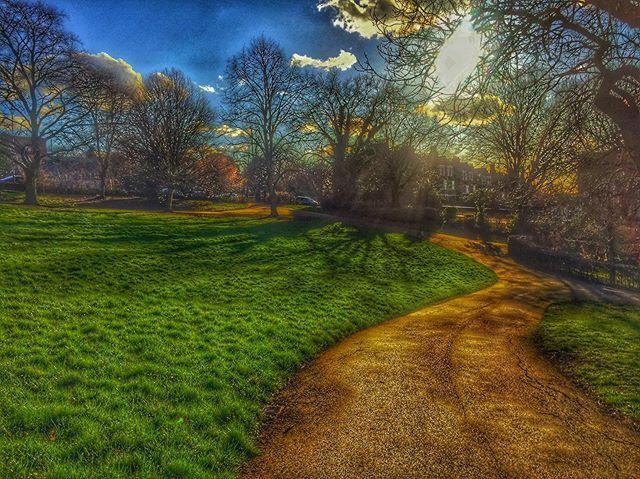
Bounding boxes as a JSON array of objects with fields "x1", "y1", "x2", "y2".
[{"x1": 242, "y1": 234, "x2": 640, "y2": 479}]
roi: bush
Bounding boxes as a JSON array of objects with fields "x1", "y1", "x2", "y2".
[
  {"x1": 275, "y1": 191, "x2": 294, "y2": 204},
  {"x1": 442, "y1": 206, "x2": 458, "y2": 223},
  {"x1": 350, "y1": 205, "x2": 443, "y2": 231},
  {"x1": 320, "y1": 197, "x2": 336, "y2": 211}
]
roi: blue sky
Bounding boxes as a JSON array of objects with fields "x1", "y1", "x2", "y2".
[{"x1": 53, "y1": 0, "x2": 381, "y2": 91}]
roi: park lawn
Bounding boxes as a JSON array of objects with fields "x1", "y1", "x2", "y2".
[
  {"x1": 0, "y1": 190, "x2": 79, "y2": 207},
  {"x1": 538, "y1": 302, "x2": 640, "y2": 420},
  {"x1": 0, "y1": 190, "x2": 249, "y2": 213},
  {"x1": 0, "y1": 205, "x2": 496, "y2": 479},
  {"x1": 173, "y1": 200, "x2": 250, "y2": 212}
]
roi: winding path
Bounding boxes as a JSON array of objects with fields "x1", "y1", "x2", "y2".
[{"x1": 242, "y1": 234, "x2": 640, "y2": 479}]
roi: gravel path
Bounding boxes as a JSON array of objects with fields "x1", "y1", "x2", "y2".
[{"x1": 242, "y1": 234, "x2": 640, "y2": 479}]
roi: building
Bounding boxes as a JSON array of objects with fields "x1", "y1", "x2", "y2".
[
  {"x1": 0, "y1": 133, "x2": 48, "y2": 161},
  {"x1": 424, "y1": 152, "x2": 503, "y2": 204},
  {"x1": 41, "y1": 154, "x2": 102, "y2": 193}
]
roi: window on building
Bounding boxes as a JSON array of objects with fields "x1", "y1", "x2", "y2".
[{"x1": 447, "y1": 166, "x2": 453, "y2": 177}]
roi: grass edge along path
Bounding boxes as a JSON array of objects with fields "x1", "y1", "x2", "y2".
[{"x1": 538, "y1": 301, "x2": 640, "y2": 421}]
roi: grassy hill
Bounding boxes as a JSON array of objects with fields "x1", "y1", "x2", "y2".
[{"x1": 0, "y1": 205, "x2": 495, "y2": 478}]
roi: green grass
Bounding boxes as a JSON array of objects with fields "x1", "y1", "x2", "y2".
[
  {"x1": 0, "y1": 190, "x2": 248, "y2": 212},
  {"x1": 174, "y1": 200, "x2": 249, "y2": 212},
  {"x1": 538, "y1": 302, "x2": 640, "y2": 420},
  {"x1": 0, "y1": 190, "x2": 77, "y2": 207},
  {"x1": 0, "y1": 205, "x2": 496, "y2": 478}
]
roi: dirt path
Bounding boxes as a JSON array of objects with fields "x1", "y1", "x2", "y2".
[
  {"x1": 176, "y1": 204, "x2": 295, "y2": 218},
  {"x1": 242, "y1": 234, "x2": 640, "y2": 479}
]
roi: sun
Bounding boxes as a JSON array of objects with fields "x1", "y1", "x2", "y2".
[{"x1": 434, "y1": 15, "x2": 483, "y2": 95}]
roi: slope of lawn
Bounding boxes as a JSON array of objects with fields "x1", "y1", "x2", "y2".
[
  {"x1": 0, "y1": 205, "x2": 496, "y2": 479},
  {"x1": 538, "y1": 302, "x2": 640, "y2": 420}
]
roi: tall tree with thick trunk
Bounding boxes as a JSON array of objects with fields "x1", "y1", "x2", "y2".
[
  {"x1": 0, "y1": 0, "x2": 85, "y2": 204},
  {"x1": 304, "y1": 72, "x2": 392, "y2": 209},
  {"x1": 223, "y1": 36, "x2": 308, "y2": 217}
]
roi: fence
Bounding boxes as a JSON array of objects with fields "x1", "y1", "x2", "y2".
[{"x1": 508, "y1": 236, "x2": 640, "y2": 291}]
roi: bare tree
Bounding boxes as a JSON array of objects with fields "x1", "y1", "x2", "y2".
[
  {"x1": 378, "y1": 94, "x2": 448, "y2": 207},
  {"x1": 121, "y1": 69, "x2": 215, "y2": 211},
  {"x1": 465, "y1": 68, "x2": 579, "y2": 231},
  {"x1": 0, "y1": 0, "x2": 86, "y2": 204},
  {"x1": 477, "y1": 1, "x2": 640, "y2": 170},
  {"x1": 75, "y1": 57, "x2": 134, "y2": 198},
  {"x1": 223, "y1": 36, "x2": 308, "y2": 217},
  {"x1": 358, "y1": 141, "x2": 420, "y2": 208},
  {"x1": 304, "y1": 72, "x2": 394, "y2": 209},
  {"x1": 569, "y1": 88, "x2": 640, "y2": 266},
  {"x1": 371, "y1": 0, "x2": 640, "y2": 170}
]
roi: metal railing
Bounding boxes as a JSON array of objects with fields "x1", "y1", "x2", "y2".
[{"x1": 508, "y1": 235, "x2": 640, "y2": 291}]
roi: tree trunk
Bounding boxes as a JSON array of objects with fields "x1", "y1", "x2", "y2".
[
  {"x1": 390, "y1": 184, "x2": 400, "y2": 208},
  {"x1": 23, "y1": 134, "x2": 44, "y2": 205},
  {"x1": 99, "y1": 174, "x2": 107, "y2": 200},
  {"x1": 167, "y1": 188, "x2": 175, "y2": 212},
  {"x1": 24, "y1": 167, "x2": 38, "y2": 205},
  {"x1": 583, "y1": 0, "x2": 640, "y2": 29},
  {"x1": 266, "y1": 157, "x2": 278, "y2": 217},
  {"x1": 332, "y1": 157, "x2": 357, "y2": 211},
  {"x1": 594, "y1": 66, "x2": 640, "y2": 171},
  {"x1": 269, "y1": 187, "x2": 278, "y2": 217},
  {"x1": 607, "y1": 223, "x2": 617, "y2": 285}
]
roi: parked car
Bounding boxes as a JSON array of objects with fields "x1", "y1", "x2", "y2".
[
  {"x1": 295, "y1": 196, "x2": 319, "y2": 207},
  {"x1": 0, "y1": 174, "x2": 23, "y2": 185}
]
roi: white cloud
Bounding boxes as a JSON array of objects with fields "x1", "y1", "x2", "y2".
[
  {"x1": 215, "y1": 124, "x2": 245, "y2": 137},
  {"x1": 291, "y1": 50, "x2": 358, "y2": 71},
  {"x1": 76, "y1": 52, "x2": 143, "y2": 91},
  {"x1": 198, "y1": 84, "x2": 217, "y2": 94},
  {"x1": 217, "y1": 75, "x2": 224, "y2": 81},
  {"x1": 318, "y1": 0, "x2": 399, "y2": 39}
]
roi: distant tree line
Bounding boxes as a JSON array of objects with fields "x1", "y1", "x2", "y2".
[
  {"x1": 0, "y1": 0, "x2": 230, "y2": 210},
  {"x1": 1, "y1": 0, "x2": 638, "y2": 265}
]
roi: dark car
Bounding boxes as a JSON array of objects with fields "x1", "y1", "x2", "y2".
[{"x1": 295, "y1": 196, "x2": 319, "y2": 207}]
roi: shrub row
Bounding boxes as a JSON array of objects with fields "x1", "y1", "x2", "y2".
[{"x1": 347, "y1": 205, "x2": 443, "y2": 231}]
